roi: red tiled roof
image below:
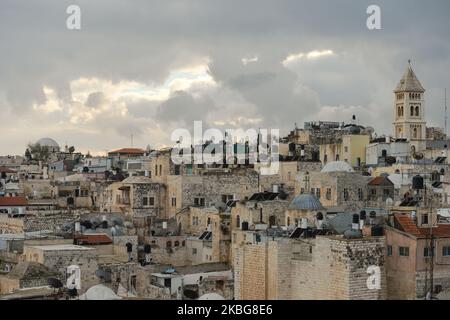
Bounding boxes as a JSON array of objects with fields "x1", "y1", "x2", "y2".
[
  {"x1": 395, "y1": 214, "x2": 422, "y2": 236},
  {"x1": 108, "y1": 148, "x2": 145, "y2": 155},
  {"x1": 0, "y1": 196, "x2": 28, "y2": 206},
  {"x1": 0, "y1": 167, "x2": 16, "y2": 174},
  {"x1": 394, "y1": 213, "x2": 450, "y2": 238},
  {"x1": 368, "y1": 176, "x2": 392, "y2": 186},
  {"x1": 74, "y1": 233, "x2": 113, "y2": 245}
]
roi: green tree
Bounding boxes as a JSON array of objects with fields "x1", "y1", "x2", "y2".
[{"x1": 27, "y1": 143, "x2": 50, "y2": 162}]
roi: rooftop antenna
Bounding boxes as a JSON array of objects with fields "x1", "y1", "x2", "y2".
[{"x1": 445, "y1": 88, "x2": 448, "y2": 138}]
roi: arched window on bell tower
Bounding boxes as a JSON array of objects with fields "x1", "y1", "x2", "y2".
[
  {"x1": 413, "y1": 127, "x2": 418, "y2": 139},
  {"x1": 415, "y1": 106, "x2": 420, "y2": 117},
  {"x1": 410, "y1": 106, "x2": 414, "y2": 116}
]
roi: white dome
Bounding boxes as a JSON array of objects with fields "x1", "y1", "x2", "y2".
[
  {"x1": 79, "y1": 284, "x2": 121, "y2": 300},
  {"x1": 321, "y1": 161, "x2": 354, "y2": 173},
  {"x1": 198, "y1": 293, "x2": 225, "y2": 300},
  {"x1": 36, "y1": 138, "x2": 59, "y2": 151}
]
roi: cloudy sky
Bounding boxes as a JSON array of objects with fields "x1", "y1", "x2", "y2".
[{"x1": 1, "y1": 0, "x2": 449, "y2": 155}]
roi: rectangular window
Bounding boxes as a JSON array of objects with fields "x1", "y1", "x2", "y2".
[
  {"x1": 358, "y1": 188, "x2": 363, "y2": 201},
  {"x1": 399, "y1": 246, "x2": 410, "y2": 257},
  {"x1": 143, "y1": 197, "x2": 148, "y2": 206},
  {"x1": 149, "y1": 197, "x2": 154, "y2": 206},
  {"x1": 192, "y1": 248, "x2": 197, "y2": 255},
  {"x1": 343, "y1": 189, "x2": 349, "y2": 201},
  {"x1": 424, "y1": 247, "x2": 434, "y2": 257},
  {"x1": 422, "y1": 214, "x2": 429, "y2": 225},
  {"x1": 387, "y1": 245, "x2": 392, "y2": 256},
  {"x1": 171, "y1": 197, "x2": 176, "y2": 207},
  {"x1": 443, "y1": 246, "x2": 450, "y2": 257},
  {"x1": 194, "y1": 197, "x2": 205, "y2": 207},
  {"x1": 326, "y1": 188, "x2": 332, "y2": 200},
  {"x1": 221, "y1": 194, "x2": 233, "y2": 203}
]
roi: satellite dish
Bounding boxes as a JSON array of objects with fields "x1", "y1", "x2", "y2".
[{"x1": 47, "y1": 277, "x2": 63, "y2": 289}]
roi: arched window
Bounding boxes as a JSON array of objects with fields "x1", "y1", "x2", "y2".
[
  {"x1": 174, "y1": 241, "x2": 179, "y2": 247},
  {"x1": 411, "y1": 106, "x2": 414, "y2": 116},
  {"x1": 415, "y1": 106, "x2": 419, "y2": 117},
  {"x1": 269, "y1": 215, "x2": 276, "y2": 227},
  {"x1": 413, "y1": 128, "x2": 418, "y2": 139},
  {"x1": 166, "y1": 241, "x2": 172, "y2": 248},
  {"x1": 431, "y1": 171, "x2": 440, "y2": 182},
  {"x1": 236, "y1": 215, "x2": 240, "y2": 228},
  {"x1": 401, "y1": 106, "x2": 404, "y2": 116},
  {"x1": 398, "y1": 106, "x2": 402, "y2": 117}
]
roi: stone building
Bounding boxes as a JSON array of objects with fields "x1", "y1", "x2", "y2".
[
  {"x1": 102, "y1": 175, "x2": 166, "y2": 218},
  {"x1": 319, "y1": 134, "x2": 370, "y2": 168},
  {"x1": 23, "y1": 244, "x2": 99, "y2": 293},
  {"x1": 233, "y1": 233, "x2": 387, "y2": 300},
  {"x1": 367, "y1": 176, "x2": 395, "y2": 206},
  {"x1": 166, "y1": 168, "x2": 259, "y2": 218},
  {"x1": 393, "y1": 62, "x2": 427, "y2": 151},
  {"x1": 296, "y1": 163, "x2": 370, "y2": 212},
  {"x1": 0, "y1": 261, "x2": 59, "y2": 295},
  {"x1": 385, "y1": 208, "x2": 450, "y2": 299}
]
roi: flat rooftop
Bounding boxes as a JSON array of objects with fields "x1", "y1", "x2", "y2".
[{"x1": 26, "y1": 244, "x2": 94, "y2": 251}]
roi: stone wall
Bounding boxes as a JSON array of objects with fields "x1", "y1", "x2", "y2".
[{"x1": 24, "y1": 246, "x2": 99, "y2": 293}]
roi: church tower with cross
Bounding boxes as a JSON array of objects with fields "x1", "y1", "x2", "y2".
[{"x1": 393, "y1": 61, "x2": 427, "y2": 150}]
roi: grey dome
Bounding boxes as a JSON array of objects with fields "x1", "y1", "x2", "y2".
[
  {"x1": 289, "y1": 193, "x2": 324, "y2": 211},
  {"x1": 36, "y1": 137, "x2": 59, "y2": 148},
  {"x1": 321, "y1": 161, "x2": 354, "y2": 173}
]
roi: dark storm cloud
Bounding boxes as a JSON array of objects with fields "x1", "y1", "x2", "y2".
[{"x1": 0, "y1": 0, "x2": 449, "y2": 153}]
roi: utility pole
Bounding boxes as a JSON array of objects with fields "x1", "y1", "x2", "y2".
[{"x1": 445, "y1": 88, "x2": 448, "y2": 138}]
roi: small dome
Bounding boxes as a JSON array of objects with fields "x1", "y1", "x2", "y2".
[
  {"x1": 198, "y1": 293, "x2": 225, "y2": 300},
  {"x1": 79, "y1": 284, "x2": 121, "y2": 300},
  {"x1": 321, "y1": 161, "x2": 354, "y2": 173},
  {"x1": 289, "y1": 193, "x2": 324, "y2": 211},
  {"x1": 36, "y1": 137, "x2": 60, "y2": 149}
]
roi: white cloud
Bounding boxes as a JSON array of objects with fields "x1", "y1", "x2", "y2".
[
  {"x1": 282, "y1": 49, "x2": 335, "y2": 66},
  {"x1": 241, "y1": 56, "x2": 259, "y2": 66}
]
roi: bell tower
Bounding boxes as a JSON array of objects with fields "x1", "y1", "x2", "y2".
[{"x1": 393, "y1": 61, "x2": 426, "y2": 145}]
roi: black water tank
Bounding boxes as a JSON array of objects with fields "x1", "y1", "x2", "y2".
[
  {"x1": 316, "y1": 212, "x2": 324, "y2": 220},
  {"x1": 369, "y1": 211, "x2": 377, "y2": 218},
  {"x1": 126, "y1": 242, "x2": 133, "y2": 252},
  {"x1": 289, "y1": 143, "x2": 296, "y2": 152},
  {"x1": 144, "y1": 244, "x2": 151, "y2": 254},
  {"x1": 412, "y1": 175, "x2": 424, "y2": 190},
  {"x1": 360, "y1": 210, "x2": 366, "y2": 220},
  {"x1": 371, "y1": 226, "x2": 384, "y2": 237},
  {"x1": 241, "y1": 221, "x2": 249, "y2": 231},
  {"x1": 352, "y1": 214, "x2": 360, "y2": 224}
]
